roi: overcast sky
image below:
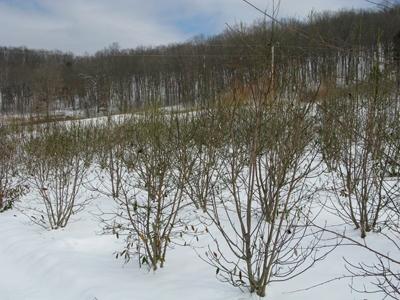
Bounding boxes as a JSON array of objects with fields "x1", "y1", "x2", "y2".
[{"x1": 0, "y1": 0, "x2": 375, "y2": 54}]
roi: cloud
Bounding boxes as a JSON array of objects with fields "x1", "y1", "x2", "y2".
[
  {"x1": 0, "y1": 0, "x2": 187, "y2": 54},
  {"x1": 0, "y1": 0, "x2": 375, "y2": 54}
]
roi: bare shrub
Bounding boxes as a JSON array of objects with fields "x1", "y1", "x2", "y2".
[
  {"x1": 202, "y1": 95, "x2": 330, "y2": 297},
  {"x1": 105, "y1": 109, "x2": 191, "y2": 270},
  {"x1": 318, "y1": 206, "x2": 400, "y2": 300},
  {"x1": 319, "y1": 64, "x2": 397, "y2": 238},
  {"x1": 0, "y1": 125, "x2": 26, "y2": 212},
  {"x1": 182, "y1": 109, "x2": 224, "y2": 212},
  {"x1": 91, "y1": 121, "x2": 128, "y2": 199},
  {"x1": 341, "y1": 90, "x2": 400, "y2": 299},
  {"x1": 22, "y1": 124, "x2": 93, "y2": 229}
]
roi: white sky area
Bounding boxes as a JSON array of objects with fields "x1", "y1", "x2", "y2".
[{"x1": 0, "y1": 0, "x2": 376, "y2": 54}]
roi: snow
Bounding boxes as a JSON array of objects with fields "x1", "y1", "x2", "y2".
[
  {"x1": 0, "y1": 202, "x2": 239, "y2": 300},
  {"x1": 0, "y1": 187, "x2": 390, "y2": 300},
  {"x1": 0, "y1": 122, "x2": 394, "y2": 300}
]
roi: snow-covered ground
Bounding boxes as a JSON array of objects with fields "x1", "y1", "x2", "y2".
[
  {"x1": 1, "y1": 111, "x2": 396, "y2": 299},
  {"x1": 0, "y1": 190, "x2": 390, "y2": 300}
]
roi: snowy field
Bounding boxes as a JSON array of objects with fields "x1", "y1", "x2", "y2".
[
  {"x1": 1, "y1": 110, "x2": 397, "y2": 300},
  {"x1": 0, "y1": 191, "x2": 389, "y2": 300}
]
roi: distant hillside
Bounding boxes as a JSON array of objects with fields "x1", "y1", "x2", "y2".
[{"x1": 0, "y1": 4, "x2": 399, "y2": 115}]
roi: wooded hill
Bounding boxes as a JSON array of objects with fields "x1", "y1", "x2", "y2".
[{"x1": 0, "y1": 4, "x2": 399, "y2": 116}]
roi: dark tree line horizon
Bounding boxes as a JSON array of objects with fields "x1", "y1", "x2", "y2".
[{"x1": 0, "y1": 5, "x2": 399, "y2": 116}]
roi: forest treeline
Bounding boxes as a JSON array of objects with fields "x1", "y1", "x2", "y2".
[{"x1": 0, "y1": 4, "x2": 399, "y2": 116}]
